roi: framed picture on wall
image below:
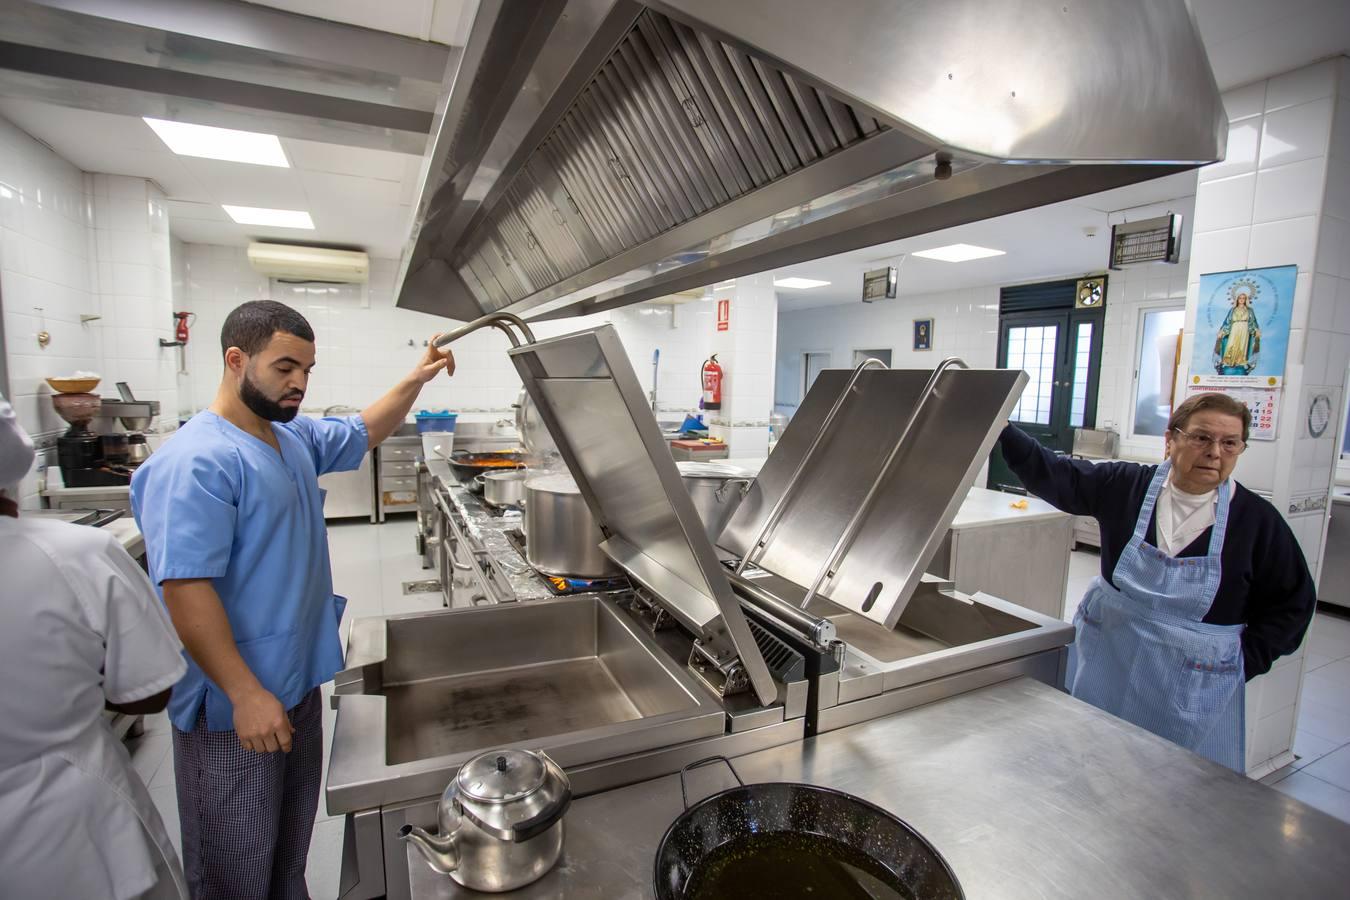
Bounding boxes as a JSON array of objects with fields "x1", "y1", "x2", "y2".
[{"x1": 913, "y1": 318, "x2": 934, "y2": 351}]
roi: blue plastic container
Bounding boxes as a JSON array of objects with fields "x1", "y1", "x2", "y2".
[{"x1": 415, "y1": 411, "x2": 458, "y2": 434}]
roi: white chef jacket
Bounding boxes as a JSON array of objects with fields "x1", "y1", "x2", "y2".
[
  {"x1": 0, "y1": 515, "x2": 189, "y2": 900},
  {"x1": 0, "y1": 392, "x2": 34, "y2": 500}
]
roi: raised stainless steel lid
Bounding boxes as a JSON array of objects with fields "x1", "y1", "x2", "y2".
[
  {"x1": 456, "y1": 749, "x2": 545, "y2": 803},
  {"x1": 509, "y1": 324, "x2": 777, "y2": 707}
]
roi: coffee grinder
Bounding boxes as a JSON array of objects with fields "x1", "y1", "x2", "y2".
[{"x1": 52, "y1": 391, "x2": 132, "y2": 487}]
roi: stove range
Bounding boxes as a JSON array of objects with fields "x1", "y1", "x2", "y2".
[
  {"x1": 502, "y1": 529, "x2": 630, "y2": 596},
  {"x1": 477, "y1": 497, "x2": 521, "y2": 518}
]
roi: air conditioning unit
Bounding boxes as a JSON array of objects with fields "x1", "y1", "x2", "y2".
[{"x1": 247, "y1": 243, "x2": 369, "y2": 283}]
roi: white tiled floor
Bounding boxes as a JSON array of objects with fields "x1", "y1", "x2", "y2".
[
  {"x1": 129, "y1": 515, "x2": 433, "y2": 900},
  {"x1": 129, "y1": 530, "x2": 1350, "y2": 898}
]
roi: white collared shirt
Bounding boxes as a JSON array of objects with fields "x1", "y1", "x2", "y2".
[{"x1": 1156, "y1": 475, "x2": 1218, "y2": 556}]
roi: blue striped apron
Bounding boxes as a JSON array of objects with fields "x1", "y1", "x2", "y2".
[{"x1": 1066, "y1": 461, "x2": 1246, "y2": 771}]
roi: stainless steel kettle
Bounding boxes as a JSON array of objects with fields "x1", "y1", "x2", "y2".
[{"x1": 400, "y1": 748, "x2": 571, "y2": 893}]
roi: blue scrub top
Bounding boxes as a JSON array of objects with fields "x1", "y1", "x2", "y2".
[{"x1": 131, "y1": 410, "x2": 368, "y2": 731}]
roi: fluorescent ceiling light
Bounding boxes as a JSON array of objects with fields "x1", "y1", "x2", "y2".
[
  {"x1": 222, "y1": 205, "x2": 314, "y2": 229},
  {"x1": 143, "y1": 118, "x2": 289, "y2": 167},
  {"x1": 911, "y1": 243, "x2": 1005, "y2": 262},
  {"x1": 773, "y1": 277, "x2": 831, "y2": 289}
]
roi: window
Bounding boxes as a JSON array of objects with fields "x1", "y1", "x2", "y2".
[
  {"x1": 1131, "y1": 306, "x2": 1186, "y2": 439},
  {"x1": 852, "y1": 348, "x2": 892, "y2": 367},
  {"x1": 1006, "y1": 324, "x2": 1058, "y2": 426},
  {"x1": 1069, "y1": 321, "x2": 1093, "y2": 428}
]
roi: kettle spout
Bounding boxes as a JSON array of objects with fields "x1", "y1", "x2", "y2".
[{"x1": 398, "y1": 824, "x2": 459, "y2": 875}]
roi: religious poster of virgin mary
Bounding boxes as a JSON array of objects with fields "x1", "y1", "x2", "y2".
[{"x1": 1190, "y1": 264, "x2": 1296, "y2": 387}]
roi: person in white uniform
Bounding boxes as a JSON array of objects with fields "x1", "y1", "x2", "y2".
[{"x1": 0, "y1": 393, "x2": 190, "y2": 899}]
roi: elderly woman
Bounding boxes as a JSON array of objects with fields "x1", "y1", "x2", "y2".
[{"x1": 999, "y1": 392, "x2": 1315, "y2": 771}]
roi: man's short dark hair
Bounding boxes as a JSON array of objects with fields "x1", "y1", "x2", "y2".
[{"x1": 220, "y1": 301, "x2": 315, "y2": 356}]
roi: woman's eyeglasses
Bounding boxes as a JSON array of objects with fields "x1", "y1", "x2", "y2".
[{"x1": 1171, "y1": 427, "x2": 1246, "y2": 455}]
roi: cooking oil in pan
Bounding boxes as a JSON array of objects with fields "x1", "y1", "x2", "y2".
[{"x1": 685, "y1": 831, "x2": 912, "y2": 899}]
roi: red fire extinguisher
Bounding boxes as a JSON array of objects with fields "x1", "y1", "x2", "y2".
[
  {"x1": 174, "y1": 311, "x2": 194, "y2": 344},
  {"x1": 700, "y1": 355, "x2": 723, "y2": 410}
]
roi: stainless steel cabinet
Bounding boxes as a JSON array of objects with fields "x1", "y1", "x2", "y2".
[
  {"x1": 320, "y1": 450, "x2": 376, "y2": 521},
  {"x1": 1320, "y1": 494, "x2": 1350, "y2": 609},
  {"x1": 378, "y1": 436, "x2": 422, "y2": 520}
]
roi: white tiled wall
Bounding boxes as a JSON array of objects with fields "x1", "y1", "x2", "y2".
[
  {"x1": 1179, "y1": 58, "x2": 1349, "y2": 777},
  {"x1": 0, "y1": 115, "x2": 180, "y2": 508},
  {"x1": 177, "y1": 245, "x2": 612, "y2": 419},
  {"x1": 775, "y1": 285, "x2": 1001, "y2": 414},
  {"x1": 705, "y1": 273, "x2": 778, "y2": 457},
  {"x1": 608, "y1": 300, "x2": 717, "y2": 414},
  {"x1": 1, "y1": 116, "x2": 97, "y2": 454},
  {"x1": 176, "y1": 243, "x2": 734, "y2": 431},
  {"x1": 87, "y1": 173, "x2": 179, "y2": 419}
]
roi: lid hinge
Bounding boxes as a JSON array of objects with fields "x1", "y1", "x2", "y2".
[{"x1": 688, "y1": 640, "x2": 749, "y2": 699}]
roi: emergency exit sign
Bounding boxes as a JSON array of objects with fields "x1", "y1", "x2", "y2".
[{"x1": 716, "y1": 298, "x2": 730, "y2": 331}]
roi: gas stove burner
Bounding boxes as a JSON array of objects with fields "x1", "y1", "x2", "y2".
[
  {"x1": 502, "y1": 529, "x2": 630, "y2": 595},
  {"x1": 545, "y1": 575, "x2": 630, "y2": 596}
]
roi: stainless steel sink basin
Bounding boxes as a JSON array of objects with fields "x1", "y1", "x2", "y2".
[
  {"x1": 327, "y1": 596, "x2": 725, "y2": 812},
  {"x1": 806, "y1": 581, "x2": 1037, "y2": 665}
]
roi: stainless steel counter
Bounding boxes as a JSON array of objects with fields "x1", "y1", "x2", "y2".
[{"x1": 409, "y1": 677, "x2": 1350, "y2": 899}]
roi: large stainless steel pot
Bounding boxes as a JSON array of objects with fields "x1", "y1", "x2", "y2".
[
  {"x1": 522, "y1": 473, "x2": 620, "y2": 578},
  {"x1": 677, "y1": 461, "x2": 755, "y2": 543},
  {"x1": 477, "y1": 469, "x2": 527, "y2": 508},
  {"x1": 401, "y1": 748, "x2": 571, "y2": 893}
]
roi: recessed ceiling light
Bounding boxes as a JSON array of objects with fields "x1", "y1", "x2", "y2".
[
  {"x1": 222, "y1": 205, "x2": 314, "y2": 229},
  {"x1": 144, "y1": 118, "x2": 289, "y2": 167},
  {"x1": 773, "y1": 277, "x2": 831, "y2": 289},
  {"x1": 911, "y1": 243, "x2": 1005, "y2": 262}
]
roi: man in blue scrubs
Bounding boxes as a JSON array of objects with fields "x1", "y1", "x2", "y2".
[{"x1": 132, "y1": 300, "x2": 454, "y2": 899}]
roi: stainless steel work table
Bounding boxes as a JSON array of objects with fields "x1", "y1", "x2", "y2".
[{"x1": 408, "y1": 677, "x2": 1350, "y2": 899}]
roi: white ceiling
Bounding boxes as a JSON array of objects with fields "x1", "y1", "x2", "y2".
[
  {"x1": 0, "y1": 98, "x2": 422, "y2": 257},
  {"x1": 242, "y1": 0, "x2": 478, "y2": 46},
  {"x1": 1189, "y1": 0, "x2": 1350, "y2": 90},
  {"x1": 773, "y1": 172, "x2": 1200, "y2": 312}
]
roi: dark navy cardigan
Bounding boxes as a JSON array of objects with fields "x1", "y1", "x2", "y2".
[{"x1": 999, "y1": 425, "x2": 1316, "y2": 679}]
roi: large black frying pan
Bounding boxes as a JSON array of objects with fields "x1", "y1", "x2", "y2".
[
  {"x1": 654, "y1": 757, "x2": 963, "y2": 900},
  {"x1": 446, "y1": 450, "x2": 526, "y2": 491}
]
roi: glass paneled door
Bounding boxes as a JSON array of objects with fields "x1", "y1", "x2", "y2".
[{"x1": 988, "y1": 309, "x2": 1102, "y2": 491}]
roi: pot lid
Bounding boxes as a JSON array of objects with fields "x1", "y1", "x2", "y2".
[
  {"x1": 676, "y1": 461, "x2": 755, "y2": 480},
  {"x1": 457, "y1": 749, "x2": 545, "y2": 803},
  {"x1": 523, "y1": 472, "x2": 581, "y2": 493}
]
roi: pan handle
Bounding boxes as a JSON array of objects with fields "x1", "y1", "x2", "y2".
[{"x1": 678, "y1": 755, "x2": 744, "y2": 810}]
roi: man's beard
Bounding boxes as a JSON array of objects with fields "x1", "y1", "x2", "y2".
[{"x1": 240, "y1": 371, "x2": 302, "y2": 423}]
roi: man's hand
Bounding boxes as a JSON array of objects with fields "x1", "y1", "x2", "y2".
[
  {"x1": 232, "y1": 686, "x2": 294, "y2": 753},
  {"x1": 410, "y1": 334, "x2": 455, "y2": 384}
]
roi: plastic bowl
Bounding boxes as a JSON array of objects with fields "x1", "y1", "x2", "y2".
[{"x1": 46, "y1": 376, "x2": 101, "y2": 394}]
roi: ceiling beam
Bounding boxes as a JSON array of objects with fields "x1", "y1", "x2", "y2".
[
  {"x1": 0, "y1": 0, "x2": 457, "y2": 153},
  {"x1": 24, "y1": 0, "x2": 451, "y2": 83}
]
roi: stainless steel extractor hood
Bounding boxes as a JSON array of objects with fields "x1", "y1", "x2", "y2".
[{"x1": 396, "y1": 0, "x2": 1225, "y2": 322}]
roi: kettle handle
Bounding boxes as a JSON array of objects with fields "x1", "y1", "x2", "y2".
[
  {"x1": 511, "y1": 750, "x2": 572, "y2": 842},
  {"x1": 511, "y1": 789, "x2": 572, "y2": 842}
]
